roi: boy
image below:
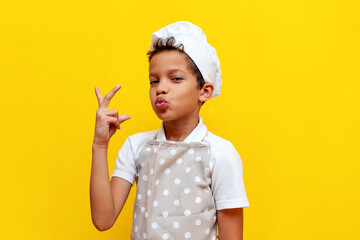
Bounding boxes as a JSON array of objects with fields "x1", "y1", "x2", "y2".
[{"x1": 90, "y1": 21, "x2": 249, "y2": 240}]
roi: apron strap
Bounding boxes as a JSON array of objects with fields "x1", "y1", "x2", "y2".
[
  {"x1": 201, "y1": 130, "x2": 209, "y2": 143},
  {"x1": 152, "y1": 131, "x2": 159, "y2": 141}
]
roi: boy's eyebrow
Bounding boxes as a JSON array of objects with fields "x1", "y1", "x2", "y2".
[
  {"x1": 149, "y1": 69, "x2": 186, "y2": 77},
  {"x1": 167, "y1": 69, "x2": 186, "y2": 74}
]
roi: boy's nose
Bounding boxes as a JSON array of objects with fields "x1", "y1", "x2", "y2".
[{"x1": 156, "y1": 81, "x2": 169, "y2": 95}]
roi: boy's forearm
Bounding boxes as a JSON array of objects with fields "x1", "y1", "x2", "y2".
[
  {"x1": 217, "y1": 208, "x2": 244, "y2": 240},
  {"x1": 90, "y1": 143, "x2": 116, "y2": 230}
]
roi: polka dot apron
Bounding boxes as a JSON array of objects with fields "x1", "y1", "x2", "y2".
[{"x1": 131, "y1": 136, "x2": 217, "y2": 240}]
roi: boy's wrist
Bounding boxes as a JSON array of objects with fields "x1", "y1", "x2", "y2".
[{"x1": 92, "y1": 141, "x2": 109, "y2": 151}]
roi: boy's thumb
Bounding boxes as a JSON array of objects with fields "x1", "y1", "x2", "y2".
[{"x1": 118, "y1": 114, "x2": 131, "y2": 124}]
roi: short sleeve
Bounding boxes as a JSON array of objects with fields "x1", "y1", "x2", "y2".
[
  {"x1": 111, "y1": 137, "x2": 137, "y2": 185},
  {"x1": 211, "y1": 140, "x2": 249, "y2": 210}
]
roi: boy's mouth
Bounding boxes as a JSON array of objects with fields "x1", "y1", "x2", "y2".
[{"x1": 155, "y1": 97, "x2": 168, "y2": 109}]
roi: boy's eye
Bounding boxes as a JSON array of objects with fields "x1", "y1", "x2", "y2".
[
  {"x1": 150, "y1": 80, "x2": 159, "y2": 85},
  {"x1": 172, "y1": 77, "x2": 183, "y2": 81}
]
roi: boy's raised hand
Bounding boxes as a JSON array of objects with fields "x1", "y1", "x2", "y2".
[{"x1": 93, "y1": 84, "x2": 131, "y2": 147}]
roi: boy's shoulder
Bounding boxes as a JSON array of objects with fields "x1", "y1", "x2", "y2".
[
  {"x1": 206, "y1": 130, "x2": 235, "y2": 149},
  {"x1": 127, "y1": 129, "x2": 158, "y2": 144},
  {"x1": 206, "y1": 131, "x2": 243, "y2": 168},
  {"x1": 120, "y1": 130, "x2": 158, "y2": 159}
]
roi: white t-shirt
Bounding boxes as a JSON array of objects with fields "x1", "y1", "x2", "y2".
[{"x1": 111, "y1": 117, "x2": 249, "y2": 210}]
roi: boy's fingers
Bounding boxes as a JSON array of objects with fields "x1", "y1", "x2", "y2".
[
  {"x1": 94, "y1": 86, "x2": 104, "y2": 107},
  {"x1": 104, "y1": 109, "x2": 118, "y2": 117},
  {"x1": 118, "y1": 114, "x2": 131, "y2": 125},
  {"x1": 103, "y1": 114, "x2": 130, "y2": 130},
  {"x1": 106, "y1": 116, "x2": 121, "y2": 129},
  {"x1": 100, "y1": 84, "x2": 121, "y2": 109}
]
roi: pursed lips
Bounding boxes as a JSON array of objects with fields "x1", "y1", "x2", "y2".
[{"x1": 155, "y1": 97, "x2": 168, "y2": 109}]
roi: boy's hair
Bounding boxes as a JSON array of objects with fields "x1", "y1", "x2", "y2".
[{"x1": 147, "y1": 37, "x2": 205, "y2": 89}]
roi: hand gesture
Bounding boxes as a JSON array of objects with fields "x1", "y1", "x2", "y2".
[{"x1": 93, "y1": 85, "x2": 131, "y2": 147}]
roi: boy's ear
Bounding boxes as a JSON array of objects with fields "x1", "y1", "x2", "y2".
[{"x1": 199, "y1": 82, "x2": 214, "y2": 102}]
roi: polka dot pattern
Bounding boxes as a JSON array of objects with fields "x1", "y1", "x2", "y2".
[
  {"x1": 173, "y1": 221, "x2": 180, "y2": 228},
  {"x1": 132, "y1": 142, "x2": 216, "y2": 240},
  {"x1": 163, "y1": 189, "x2": 169, "y2": 196},
  {"x1": 174, "y1": 178, "x2": 181, "y2": 184},
  {"x1": 184, "y1": 210, "x2": 191, "y2": 216},
  {"x1": 152, "y1": 222, "x2": 158, "y2": 229}
]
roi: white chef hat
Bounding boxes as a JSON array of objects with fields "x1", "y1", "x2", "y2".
[{"x1": 150, "y1": 21, "x2": 222, "y2": 98}]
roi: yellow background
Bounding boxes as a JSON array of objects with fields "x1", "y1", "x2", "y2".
[{"x1": 1, "y1": 0, "x2": 359, "y2": 239}]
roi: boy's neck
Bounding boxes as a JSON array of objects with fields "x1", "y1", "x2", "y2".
[{"x1": 163, "y1": 116, "x2": 199, "y2": 142}]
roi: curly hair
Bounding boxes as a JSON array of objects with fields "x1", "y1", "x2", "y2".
[{"x1": 147, "y1": 37, "x2": 205, "y2": 89}]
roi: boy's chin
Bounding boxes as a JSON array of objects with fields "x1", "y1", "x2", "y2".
[
  {"x1": 155, "y1": 115, "x2": 171, "y2": 122},
  {"x1": 154, "y1": 112, "x2": 175, "y2": 122}
]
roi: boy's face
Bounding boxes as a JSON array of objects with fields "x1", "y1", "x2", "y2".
[{"x1": 149, "y1": 50, "x2": 202, "y2": 123}]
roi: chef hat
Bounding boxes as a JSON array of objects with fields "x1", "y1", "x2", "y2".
[{"x1": 150, "y1": 21, "x2": 222, "y2": 98}]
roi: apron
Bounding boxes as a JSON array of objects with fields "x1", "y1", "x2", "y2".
[{"x1": 130, "y1": 134, "x2": 217, "y2": 240}]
